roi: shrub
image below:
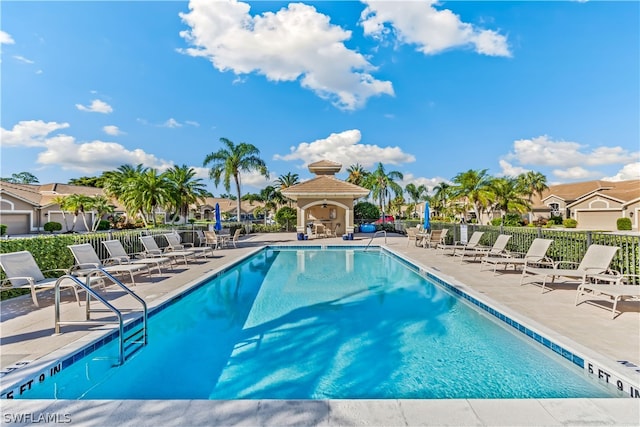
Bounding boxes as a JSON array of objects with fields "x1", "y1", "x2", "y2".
[
  {"x1": 354, "y1": 202, "x2": 379, "y2": 223},
  {"x1": 490, "y1": 218, "x2": 502, "y2": 226},
  {"x1": 43, "y1": 221, "x2": 62, "y2": 233},
  {"x1": 96, "y1": 220, "x2": 111, "y2": 231},
  {"x1": 549, "y1": 215, "x2": 564, "y2": 225},
  {"x1": 617, "y1": 217, "x2": 632, "y2": 231},
  {"x1": 275, "y1": 206, "x2": 297, "y2": 231},
  {"x1": 0, "y1": 224, "x2": 6, "y2": 236},
  {"x1": 563, "y1": 218, "x2": 578, "y2": 228}
]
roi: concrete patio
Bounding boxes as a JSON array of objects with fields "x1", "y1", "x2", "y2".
[{"x1": 1, "y1": 232, "x2": 639, "y2": 426}]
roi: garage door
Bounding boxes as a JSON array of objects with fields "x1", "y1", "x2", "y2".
[
  {"x1": 0, "y1": 213, "x2": 30, "y2": 235},
  {"x1": 575, "y1": 211, "x2": 621, "y2": 231}
]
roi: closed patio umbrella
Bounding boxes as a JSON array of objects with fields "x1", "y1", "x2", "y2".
[
  {"x1": 214, "y1": 203, "x2": 222, "y2": 231},
  {"x1": 424, "y1": 202, "x2": 430, "y2": 232}
]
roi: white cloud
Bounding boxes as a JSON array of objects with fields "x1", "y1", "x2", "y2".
[
  {"x1": 0, "y1": 120, "x2": 70, "y2": 147},
  {"x1": 37, "y1": 136, "x2": 173, "y2": 174},
  {"x1": 179, "y1": 0, "x2": 394, "y2": 110},
  {"x1": 273, "y1": 129, "x2": 415, "y2": 168},
  {"x1": 552, "y1": 166, "x2": 601, "y2": 181},
  {"x1": 13, "y1": 55, "x2": 34, "y2": 64},
  {"x1": 0, "y1": 30, "x2": 15, "y2": 45},
  {"x1": 506, "y1": 135, "x2": 639, "y2": 168},
  {"x1": 603, "y1": 162, "x2": 640, "y2": 181},
  {"x1": 185, "y1": 120, "x2": 200, "y2": 127},
  {"x1": 360, "y1": 0, "x2": 511, "y2": 57},
  {"x1": 161, "y1": 118, "x2": 182, "y2": 128},
  {"x1": 76, "y1": 99, "x2": 113, "y2": 113},
  {"x1": 103, "y1": 125, "x2": 123, "y2": 136},
  {"x1": 497, "y1": 159, "x2": 528, "y2": 177}
]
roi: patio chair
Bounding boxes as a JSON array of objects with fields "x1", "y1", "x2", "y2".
[
  {"x1": 406, "y1": 226, "x2": 420, "y2": 246},
  {"x1": 230, "y1": 228, "x2": 242, "y2": 248},
  {"x1": 521, "y1": 244, "x2": 620, "y2": 293},
  {"x1": 140, "y1": 235, "x2": 195, "y2": 265},
  {"x1": 102, "y1": 239, "x2": 173, "y2": 275},
  {"x1": 455, "y1": 234, "x2": 511, "y2": 263},
  {"x1": 480, "y1": 238, "x2": 554, "y2": 275},
  {"x1": 68, "y1": 243, "x2": 150, "y2": 286},
  {"x1": 575, "y1": 273, "x2": 640, "y2": 319},
  {"x1": 423, "y1": 229, "x2": 449, "y2": 249},
  {"x1": 0, "y1": 251, "x2": 82, "y2": 307},
  {"x1": 163, "y1": 233, "x2": 215, "y2": 258},
  {"x1": 203, "y1": 230, "x2": 228, "y2": 249},
  {"x1": 437, "y1": 231, "x2": 485, "y2": 256}
]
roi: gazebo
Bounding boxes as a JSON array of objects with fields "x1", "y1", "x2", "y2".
[{"x1": 281, "y1": 160, "x2": 370, "y2": 239}]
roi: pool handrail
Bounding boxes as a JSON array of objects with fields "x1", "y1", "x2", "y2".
[{"x1": 365, "y1": 230, "x2": 387, "y2": 250}]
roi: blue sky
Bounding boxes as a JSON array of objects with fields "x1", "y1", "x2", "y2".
[{"x1": 2, "y1": 0, "x2": 639, "y2": 196}]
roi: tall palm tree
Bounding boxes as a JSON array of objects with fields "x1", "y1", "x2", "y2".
[
  {"x1": 489, "y1": 177, "x2": 530, "y2": 224},
  {"x1": 517, "y1": 171, "x2": 549, "y2": 221},
  {"x1": 405, "y1": 183, "x2": 427, "y2": 218},
  {"x1": 451, "y1": 169, "x2": 493, "y2": 224},
  {"x1": 165, "y1": 165, "x2": 211, "y2": 224},
  {"x1": 364, "y1": 163, "x2": 403, "y2": 218},
  {"x1": 121, "y1": 168, "x2": 172, "y2": 227},
  {"x1": 275, "y1": 172, "x2": 299, "y2": 207},
  {"x1": 346, "y1": 163, "x2": 369, "y2": 187},
  {"x1": 90, "y1": 195, "x2": 115, "y2": 231},
  {"x1": 63, "y1": 193, "x2": 93, "y2": 231},
  {"x1": 51, "y1": 195, "x2": 71, "y2": 232},
  {"x1": 102, "y1": 164, "x2": 149, "y2": 224},
  {"x1": 433, "y1": 181, "x2": 453, "y2": 218},
  {"x1": 203, "y1": 137, "x2": 268, "y2": 221}
]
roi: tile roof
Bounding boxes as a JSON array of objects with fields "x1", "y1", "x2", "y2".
[{"x1": 532, "y1": 179, "x2": 640, "y2": 208}]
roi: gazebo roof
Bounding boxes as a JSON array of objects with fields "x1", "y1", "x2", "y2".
[
  {"x1": 307, "y1": 160, "x2": 342, "y2": 175},
  {"x1": 281, "y1": 175, "x2": 369, "y2": 200}
]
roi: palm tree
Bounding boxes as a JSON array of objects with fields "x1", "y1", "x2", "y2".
[
  {"x1": 102, "y1": 164, "x2": 149, "y2": 224},
  {"x1": 203, "y1": 137, "x2": 268, "y2": 222},
  {"x1": 433, "y1": 181, "x2": 453, "y2": 218},
  {"x1": 63, "y1": 193, "x2": 93, "y2": 231},
  {"x1": 90, "y1": 195, "x2": 115, "y2": 231},
  {"x1": 489, "y1": 177, "x2": 530, "y2": 224},
  {"x1": 364, "y1": 163, "x2": 403, "y2": 219},
  {"x1": 165, "y1": 165, "x2": 211, "y2": 224},
  {"x1": 275, "y1": 172, "x2": 299, "y2": 207},
  {"x1": 121, "y1": 168, "x2": 172, "y2": 227},
  {"x1": 451, "y1": 169, "x2": 493, "y2": 224},
  {"x1": 405, "y1": 183, "x2": 427, "y2": 218},
  {"x1": 346, "y1": 163, "x2": 369, "y2": 187},
  {"x1": 51, "y1": 195, "x2": 71, "y2": 232},
  {"x1": 517, "y1": 171, "x2": 549, "y2": 221}
]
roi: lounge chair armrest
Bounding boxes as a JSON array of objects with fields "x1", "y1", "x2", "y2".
[
  {"x1": 144, "y1": 249, "x2": 164, "y2": 256},
  {"x1": 41, "y1": 268, "x2": 73, "y2": 278},
  {"x1": 553, "y1": 260, "x2": 580, "y2": 269},
  {"x1": 508, "y1": 251, "x2": 526, "y2": 259},
  {"x1": 1, "y1": 276, "x2": 36, "y2": 288}
]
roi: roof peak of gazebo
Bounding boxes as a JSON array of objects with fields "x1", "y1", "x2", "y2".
[{"x1": 308, "y1": 159, "x2": 342, "y2": 175}]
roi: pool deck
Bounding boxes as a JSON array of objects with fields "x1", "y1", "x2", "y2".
[{"x1": 1, "y1": 232, "x2": 639, "y2": 426}]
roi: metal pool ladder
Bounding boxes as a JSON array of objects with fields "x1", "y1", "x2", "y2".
[
  {"x1": 54, "y1": 269, "x2": 148, "y2": 366},
  {"x1": 365, "y1": 230, "x2": 387, "y2": 250}
]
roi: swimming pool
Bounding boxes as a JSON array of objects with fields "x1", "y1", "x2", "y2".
[{"x1": 3, "y1": 247, "x2": 626, "y2": 399}]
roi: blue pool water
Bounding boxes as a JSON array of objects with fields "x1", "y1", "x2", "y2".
[{"x1": 17, "y1": 248, "x2": 618, "y2": 399}]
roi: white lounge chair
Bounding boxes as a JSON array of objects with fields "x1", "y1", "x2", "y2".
[
  {"x1": 480, "y1": 238, "x2": 554, "y2": 275},
  {"x1": 437, "y1": 231, "x2": 485, "y2": 256},
  {"x1": 68, "y1": 243, "x2": 150, "y2": 285},
  {"x1": 0, "y1": 251, "x2": 82, "y2": 307},
  {"x1": 575, "y1": 273, "x2": 640, "y2": 319},
  {"x1": 455, "y1": 234, "x2": 511, "y2": 263},
  {"x1": 102, "y1": 239, "x2": 173, "y2": 275},
  {"x1": 163, "y1": 233, "x2": 215, "y2": 258},
  {"x1": 521, "y1": 244, "x2": 620, "y2": 293},
  {"x1": 140, "y1": 235, "x2": 194, "y2": 265}
]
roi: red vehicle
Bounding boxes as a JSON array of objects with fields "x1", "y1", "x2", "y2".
[{"x1": 375, "y1": 215, "x2": 395, "y2": 224}]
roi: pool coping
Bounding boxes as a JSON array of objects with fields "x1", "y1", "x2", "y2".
[{"x1": 1, "y1": 244, "x2": 638, "y2": 401}]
